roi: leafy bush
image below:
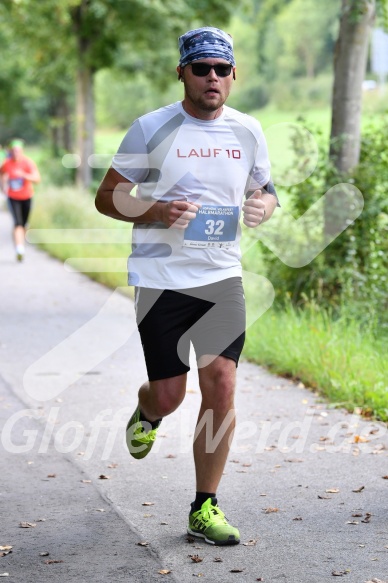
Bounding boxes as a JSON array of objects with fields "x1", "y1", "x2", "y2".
[{"x1": 260, "y1": 116, "x2": 388, "y2": 330}]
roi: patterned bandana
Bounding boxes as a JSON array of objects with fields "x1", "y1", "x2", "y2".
[{"x1": 178, "y1": 27, "x2": 235, "y2": 67}]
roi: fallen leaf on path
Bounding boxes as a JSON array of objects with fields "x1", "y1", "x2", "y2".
[
  {"x1": 0, "y1": 574, "x2": 9, "y2": 577},
  {"x1": 81, "y1": 480, "x2": 91, "y2": 484},
  {"x1": 361, "y1": 513, "x2": 372, "y2": 523},
  {"x1": 382, "y1": 476, "x2": 388, "y2": 480},
  {"x1": 354, "y1": 435, "x2": 369, "y2": 443},
  {"x1": 107, "y1": 463, "x2": 118, "y2": 469},
  {"x1": 39, "y1": 552, "x2": 49, "y2": 556},
  {"x1": 293, "y1": 517, "x2": 303, "y2": 521},
  {"x1": 285, "y1": 458, "x2": 304, "y2": 463},
  {"x1": 186, "y1": 536, "x2": 195, "y2": 543},
  {"x1": 47, "y1": 474, "x2": 56, "y2": 478},
  {"x1": 230, "y1": 568, "x2": 245, "y2": 573},
  {"x1": 263, "y1": 507, "x2": 279, "y2": 514},
  {"x1": 346, "y1": 521, "x2": 359, "y2": 525},
  {"x1": 142, "y1": 502, "x2": 155, "y2": 506},
  {"x1": 44, "y1": 560, "x2": 63, "y2": 564},
  {"x1": 0, "y1": 547, "x2": 12, "y2": 552},
  {"x1": 332, "y1": 570, "x2": 349, "y2": 576},
  {"x1": 318, "y1": 495, "x2": 331, "y2": 499},
  {"x1": 243, "y1": 539, "x2": 257, "y2": 546},
  {"x1": 213, "y1": 557, "x2": 223, "y2": 562},
  {"x1": 19, "y1": 522, "x2": 36, "y2": 528},
  {"x1": 352, "y1": 486, "x2": 365, "y2": 493},
  {"x1": 98, "y1": 475, "x2": 110, "y2": 480},
  {"x1": 165, "y1": 454, "x2": 176, "y2": 459},
  {"x1": 137, "y1": 542, "x2": 149, "y2": 547},
  {"x1": 326, "y1": 489, "x2": 340, "y2": 494},
  {"x1": 352, "y1": 513, "x2": 363, "y2": 517},
  {"x1": 188, "y1": 555, "x2": 203, "y2": 563},
  {"x1": 158, "y1": 569, "x2": 171, "y2": 574}
]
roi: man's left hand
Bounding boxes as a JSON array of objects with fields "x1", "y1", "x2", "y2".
[{"x1": 242, "y1": 190, "x2": 266, "y2": 228}]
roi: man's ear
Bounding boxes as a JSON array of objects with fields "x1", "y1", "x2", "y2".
[{"x1": 177, "y1": 66, "x2": 183, "y2": 81}]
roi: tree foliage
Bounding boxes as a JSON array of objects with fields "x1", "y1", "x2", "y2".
[{"x1": 1, "y1": 0, "x2": 239, "y2": 185}]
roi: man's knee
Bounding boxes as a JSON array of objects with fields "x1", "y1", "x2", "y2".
[
  {"x1": 199, "y1": 357, "x2": 236, "y2": 409},
  {"x1": 149, "y1": 376, "x2": 187, "y2": 417}
]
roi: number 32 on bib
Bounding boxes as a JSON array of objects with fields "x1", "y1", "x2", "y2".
[{"x1": 183, "y1": 205, "x2": 240, "y2": 248}]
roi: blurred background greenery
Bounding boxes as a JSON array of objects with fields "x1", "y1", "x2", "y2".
[{"x1": 1, "y1": 0, "x2": 387, "y2": 420}]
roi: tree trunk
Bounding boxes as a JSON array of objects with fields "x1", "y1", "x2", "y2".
[
  {"x1": 75, "y1": 64, "x2": 95, "y2": 189},
  {"x1": 62, "y1": 98, "x2": 72, "y2": 152},
  {"x1": 329, "y1": 0, "x2": 375, "y2": 173}
]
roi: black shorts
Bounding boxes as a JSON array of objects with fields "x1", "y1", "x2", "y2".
[
  {"x1": 135, "y1": 277, "x2": 246, "y2": 381},
  {"x1": 7, "y1": 197, "x2": 32, "y2": 228}
]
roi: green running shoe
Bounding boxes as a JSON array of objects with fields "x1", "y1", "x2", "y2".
[
  {"x1": 126, "y1": 406, "x2": 161, "y2": 459},
  {"x1": 187, "y1": 497, "x2": 240, "y2": 546}
]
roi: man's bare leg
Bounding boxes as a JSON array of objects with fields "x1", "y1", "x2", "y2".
[
  {"x1": 194, "y1": 356, "x2": 236, "y2": 493},
  {"x1": 187, "y1": 355, "x2": 240, "y2": 545}
]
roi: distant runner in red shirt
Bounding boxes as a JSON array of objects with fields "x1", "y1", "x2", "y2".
[{"x1": 0, "y1": 139, "x2": 41, "y2": 261}]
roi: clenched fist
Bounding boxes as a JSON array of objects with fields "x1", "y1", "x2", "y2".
[{"x1": 161, "y1": 200, "x2": 201, "y2": 229}]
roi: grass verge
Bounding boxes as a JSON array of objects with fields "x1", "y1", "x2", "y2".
[{"x1": 244, "y1": 301, "x2": 388, "y2": 422}]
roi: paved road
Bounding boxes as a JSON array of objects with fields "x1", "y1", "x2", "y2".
[{"x1": 0, "y1": 207, "x2": 387, "y2": 583}]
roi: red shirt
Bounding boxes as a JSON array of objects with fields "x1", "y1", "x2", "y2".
[{"x1": 1, "y1": 156, "x2": 38, "y2": 200}]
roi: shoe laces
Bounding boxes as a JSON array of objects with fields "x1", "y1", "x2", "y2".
[
  {"x1": 195, "y1": 499, "x2": 227, "y2": 526},
  {"x1": 133, "y1": 422, "x2": 158, "y2": 443}
]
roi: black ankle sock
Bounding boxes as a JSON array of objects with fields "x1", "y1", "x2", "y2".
[
  {"x1": 139, "y1": 408, "x2": 162, "y2": 430},
  {"x1": 193, "y1": 492, "x2": 216, "y2": 512}
]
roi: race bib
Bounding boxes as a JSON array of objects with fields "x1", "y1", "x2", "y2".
[
  {"x1": 183, "y1": 205, "x2": 239, "y2": 248},
  {"x1": 9, "y1": 178, "x2": 24, "y2": 191}
]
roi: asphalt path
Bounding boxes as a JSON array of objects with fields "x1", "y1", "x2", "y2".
[{"x1": 0, "y1": 206, "x2": 387, "y2": 583}]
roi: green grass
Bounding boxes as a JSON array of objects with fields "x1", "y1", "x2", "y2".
[
  {"x1": 29, "y1": 185, "x2": 133, "y2": 295},
  {"x1": 243, "y1": 300, "x2": 388, "y2": 422}
]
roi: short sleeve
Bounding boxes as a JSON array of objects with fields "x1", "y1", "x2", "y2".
[
  {"x1": 112, "y1": 120, "x2": 149, "y2": 184},
  {"x1": 248, "y1": 122, "x2": 271, "y2": 191}
]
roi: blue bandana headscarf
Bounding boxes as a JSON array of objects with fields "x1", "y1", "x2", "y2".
[{"x1": 178, "y1": 27, "x2": 235, "y2": 67}]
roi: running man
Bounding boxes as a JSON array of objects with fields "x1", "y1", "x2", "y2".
[
  {"x1": 0, "y1": 139, "x2": 41, "y2": 261},
  {"x1": 96, "y1": 27, "x2": 278, "y2": 546}
]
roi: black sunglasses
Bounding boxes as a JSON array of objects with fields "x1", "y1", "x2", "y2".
[{"x1": 190, "y1": 63, "x2": 233, "y2": 77}]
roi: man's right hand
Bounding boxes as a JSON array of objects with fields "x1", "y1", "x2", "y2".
[{"x1": 161, "y1": 200, "x2": 200, "y2": 229}]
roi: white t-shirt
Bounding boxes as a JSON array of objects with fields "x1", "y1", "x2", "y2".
[{"x1": 112, "y1": 101, "x2": 271, "y2": 289}]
